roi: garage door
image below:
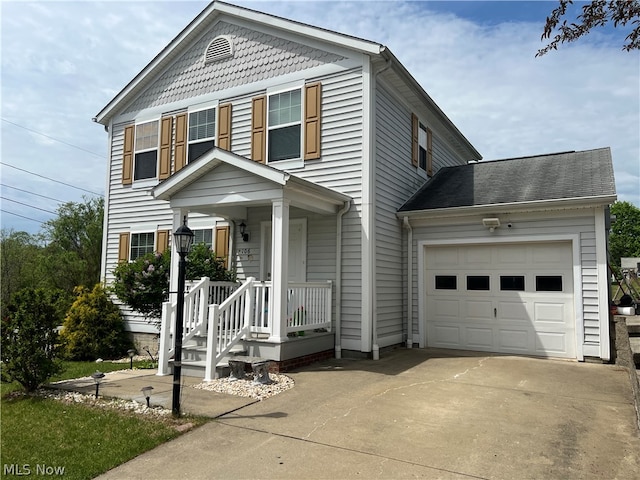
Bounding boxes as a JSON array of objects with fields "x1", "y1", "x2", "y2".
[{"x1": 425, "y1": 242, "x2": 576, "y2": 358}]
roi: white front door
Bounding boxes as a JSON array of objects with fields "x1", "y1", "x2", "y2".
[{"x1": 262, "y1": 218, "x2": 307, "y2": 282}]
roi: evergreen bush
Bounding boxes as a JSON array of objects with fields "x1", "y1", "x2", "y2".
[
  {"x1": 1, "y1": 288, "x2": 64, "y2": 392},
  {"x1": 60, "y1": 284, "x2": 132, "y2": 360}
]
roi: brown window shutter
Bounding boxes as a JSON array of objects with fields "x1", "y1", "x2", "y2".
[
  {"x1": 159, "y1": 117, "x2": 173, "y2": 180},
  {"x1": 217, "y1": 103, "x2": 232, "y2": 151},
  {"x1": 411, "y1": 114, "x2": 419, "y2": 167},
  {"x1": 215, "y1": 226, "x2": 230, "y2": 269},
  {"x1": 118, "y1": 232, "x2": 130, "y2": 262},
  {"x1": 426, "y1": 127, "x2": 433, "y2": 177},
  {"x1": 304, "y1": 82, "x2": 322, "y2": 160},
  {"x1": 122, "y1": 125, "x2": 134, "y2": 185},
  {"x1": 156, "y1": 229, "x2": 170, "y2": 254},
  {"x1": 174, "y1": 113, "x2": 187, "y2": 172},
  {"x1": 251, "y1": 96, "x2": 266, "y2": 164}
]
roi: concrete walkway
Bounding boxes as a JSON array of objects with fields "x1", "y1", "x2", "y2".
[{"x1": 60, "y1": 349, "x2": 640, "y2": 479}]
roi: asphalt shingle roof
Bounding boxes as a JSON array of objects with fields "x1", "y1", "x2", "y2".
[{"x1": 398, "y1": 148, "x2": 616, "y2": 212}]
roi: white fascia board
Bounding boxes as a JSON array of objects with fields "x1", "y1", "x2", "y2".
[
  {"x1": 398, "y1": 195, "x2": 618, "y2": 221},
  {"x1": 153, "y1": 148, "x2": 288, "y2": 201}
]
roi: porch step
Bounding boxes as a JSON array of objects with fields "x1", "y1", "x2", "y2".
[
  {"x1": 630, "y1": 337, "x2": 640, "y2": 369},
  {"x1": 171, "y1": 342, "x2": 249, "y2": 379},
  {"x1": 626, "y1": 316, "x2": 640, "y2": 335}
]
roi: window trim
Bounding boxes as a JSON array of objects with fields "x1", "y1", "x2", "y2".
[
  {"x1": 187, "y1": 102, "x2": 218, "y2": 164},
  {"x1": 129, "y1": 231, "x2": 156, "y2": 261},
  {"x1": 266, "y1": 84, "x2": 304, "y2": 168},
  {"x1": 133, "y1": 118, "x2": 160, "y2": 183}
]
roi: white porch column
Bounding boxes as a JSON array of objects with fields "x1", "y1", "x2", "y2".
[
  {"x1": 269, "y1": 198, "x2": 290, "y2": 342},
  {"x1": 169, "y1": 208, "x2": 190, "y2": 305}
]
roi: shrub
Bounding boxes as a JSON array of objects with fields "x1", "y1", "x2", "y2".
[
  {"x1": 1, "y1": 288, "x2": 64, "y2": 392},
  {"x1": 110, "y1": 245, "x2": 235, "y2": 321},
  {"x1": 111, "y1": 251, "x2": 171, "y2": 320},
  {"x1": 60, "y1": 284, "x2": 132, "y2": 360}
]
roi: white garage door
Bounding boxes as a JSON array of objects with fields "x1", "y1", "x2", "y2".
[{"x1": 425, "y1": 242, "x2": 576, "y2": 358}]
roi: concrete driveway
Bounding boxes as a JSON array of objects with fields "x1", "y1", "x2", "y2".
[{"x1": 98, "y1": 348, "x2": 640, "y2": 479}]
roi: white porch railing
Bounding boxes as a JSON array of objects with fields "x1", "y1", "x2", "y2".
[{"x1": 158, "y1": 277, "x2": 333, "y2": 378}]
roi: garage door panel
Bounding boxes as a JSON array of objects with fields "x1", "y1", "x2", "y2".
[
  {"x1": 464, "y1": 299, "x2": 493, "y2": 321},
  {"x1": 425, "y1": 242, "x2": 576, "y2": 359},
  {"x1": 535, "y1": 332, "x2": 568, "y2": 355},
  {"x1": 466, "y1": 327, "x2": 494, "y2": 348}
]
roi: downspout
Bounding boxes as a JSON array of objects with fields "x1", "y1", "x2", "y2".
[
  {"x1": 335, "y1": 200, "x2": 352, "y2": 359},
  {"x1": 403, "y1": 216, "x2": 413, "y2": 348},
  {"x1": 370, "y1": 57, "x2": 393, "y2": 361}
]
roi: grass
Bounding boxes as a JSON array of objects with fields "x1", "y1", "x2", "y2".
[{"x1": 1, "y1": 360, "x2": 207, "y2": 480}]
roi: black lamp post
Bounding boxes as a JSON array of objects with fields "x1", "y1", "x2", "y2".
[
  {"x1": 172, "y1": 216, "x2": 194, "y2": 416},
  {"x1": 127, "y1": 349, "x2": 136, "y2": 369},
  {"x1": 91, "y1": 371, "x2": 105, "y2": 398}
]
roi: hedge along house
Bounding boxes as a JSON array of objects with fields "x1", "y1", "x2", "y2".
[{"x1": 94, "y1": 1, "x2": 616, "y2": 378}]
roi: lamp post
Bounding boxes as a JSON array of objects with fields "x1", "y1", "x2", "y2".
[
  {"x1": 91, "y1": 371, "x2": 105, "y2": 398},
  {"x1": 172, "y1": 216, "x2": 194, "y2": 416},
  {"x1": 127, "y1": 349, "x2": 136, "y2": 369}
]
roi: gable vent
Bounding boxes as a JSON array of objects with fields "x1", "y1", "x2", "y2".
[{"x1": 204, "y1": 35, "x2": 233, "y2": 64}]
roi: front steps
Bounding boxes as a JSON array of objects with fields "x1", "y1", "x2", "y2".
[{"x1": 170, "y1": 334, "x2": 247, "y2": 379}]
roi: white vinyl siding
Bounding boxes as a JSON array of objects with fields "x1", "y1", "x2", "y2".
[{"x1": 408, "y1": 210, "x2": 605, "y2": 355}]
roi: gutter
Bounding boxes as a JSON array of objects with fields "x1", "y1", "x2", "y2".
[
  {"x1": 334, "y1": 200, "x2": 352, "y2": 359},
  {"x1": 402, "y1": 216, "x2": 413, "y2": 348}
]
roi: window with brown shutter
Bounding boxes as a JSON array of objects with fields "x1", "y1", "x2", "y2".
[
  {"x1": 122, "y1": 125, "x2": 134, "y2": 185},
  {"x1": 174, "y1": 113, "x2": 187, "y2": 173},
  {"x1": 411, "y1": 113, "x2": 419, "y2": 167},
  {"x1": 215, "y1": 226, "x2": 230, "y2": 269},
  {"x1": 217, "y1": 103, "x2": 232, "y2": 151},
  {"x1": 304, "y1": 83, "x2": 321, "y2": 160},
  {"x1": 118, "y1": 232, "x2": 130, "y2": 262},
  {"x1": 156, "y1": 229, "x2": 170, "y2": 254},
  {"x1": 251, "y1": 96, "x2": 266, "y2": 163},
  {"x1": 426, "y1": 127, "x2": 433, "y2": 177},
  {"x1": 158, "y1": 117, "x2": 173, "y2": 180}
]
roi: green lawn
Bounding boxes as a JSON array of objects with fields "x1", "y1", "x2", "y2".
[{"x1": 1, "y1": 361, "x2": 206, "y2": 480}]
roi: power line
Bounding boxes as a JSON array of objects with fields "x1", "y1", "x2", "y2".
[
  {"x1": 0, "y1": 162, "x2": 102, "y2": 196},
  {"x1": 0, "y1": 183, "x2": 66, "y2": 203},
  {"x1": 1, "y1": 209, "x2": 46, "y2": 225},
  {"x1": 1, "y1": 117, "x2": 104, "y2": 158},
  {"x1": 1, "y1": 197, "x2": 57, "y2": 214}
]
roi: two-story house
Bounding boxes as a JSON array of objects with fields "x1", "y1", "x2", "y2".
[{"x1": 95, "y1": 1, "x2": 616, "y2": 379}]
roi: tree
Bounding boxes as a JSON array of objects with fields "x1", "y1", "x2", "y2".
[
  {"x1": 609, "y1": 201, "x2": 640, "y2": 265},
  {"x1": 43, "y1": 196, "x2": 104, "y2": 289},
  {"x1": 59, "y1": 284, "x2": 132, "y2": 361},
  {"x1": 537, "y1": 0, "x2": 640, "y2": 57},
  {"x1": 1, "y1": 288, "x2": 64, "y2": 392}
]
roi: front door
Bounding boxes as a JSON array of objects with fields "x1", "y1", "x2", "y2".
[{"x1": 262, "y1": 218, "x2": 307, "y2": 282}]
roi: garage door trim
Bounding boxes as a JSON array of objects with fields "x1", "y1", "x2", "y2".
[{"x1": 417, "y1": 234, "x2": 584, "y2": 360}]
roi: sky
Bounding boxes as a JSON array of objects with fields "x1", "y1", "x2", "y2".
[{"x1": 1, "y1": 0, "x2": 638, "y2": 235}]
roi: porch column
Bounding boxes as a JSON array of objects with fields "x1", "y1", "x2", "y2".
[{"x1": 269, "y1": 198, "x2": 289, "y2": 342}]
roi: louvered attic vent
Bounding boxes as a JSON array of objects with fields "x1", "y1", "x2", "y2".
[{"x1": 204, "y1": 36, "x2": 233, "y2": 64}]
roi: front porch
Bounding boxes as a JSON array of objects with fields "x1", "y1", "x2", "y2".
[
  {"x1": 157, "y1": 277, "x2": 335, "y2": 379},
  {"x1": 152, "y1": 148, "x2": 352, "y2": 379}
]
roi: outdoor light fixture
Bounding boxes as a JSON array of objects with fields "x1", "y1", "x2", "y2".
[
  {"x1": 127, "y1": 349, "x2": 136, "y2": 369},
  {"x1": 172, "y1": 217, "x2": 194, "y2": 416},
  {"x1": 482, "y1": 217, "x2": 501, "y2": 232},
  {"x1": 141, "y1": 386, "x2": 154, "y2": 408},
  {"x1": 91, "y1": 371, "x2": 105, "y2": 398},
  {"x1": 239, "y1": 222, "x2": 249, "y2": 242}
]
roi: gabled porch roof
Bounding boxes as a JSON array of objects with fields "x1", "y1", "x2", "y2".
[{"x1": 152, "y1": 147, "x2": 351, "y2": 218}]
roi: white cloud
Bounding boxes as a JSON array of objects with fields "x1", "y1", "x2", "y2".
[{"x1": 1, "y1": 0, "x2": 638, "y2": 234}]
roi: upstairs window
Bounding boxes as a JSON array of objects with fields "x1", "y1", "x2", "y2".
[
  {"x1": 418, "y1": 123, "x2": 428, "y2": 171},
  {"x1": 134, "y1": 121, "x2": 158, "y2": 180},
  {"x1": 268, "y1": 89, "x2": 301, "y2": 162},
  {"x1": 188, "y1": 108, "x2": 216, "y2": 163}
]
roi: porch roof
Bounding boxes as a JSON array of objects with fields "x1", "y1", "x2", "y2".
[{"x1": 152, "y1": 147, "x2": 351, "y2": 216}]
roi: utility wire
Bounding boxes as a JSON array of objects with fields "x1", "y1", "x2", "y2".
[
  {"x1": 0, "y1": 183, "x2": 66, "y2": 203},
  {"x1": 1, "y1": 209, "x2": 46, "y2": 225},
  {"x1": 1, "y1": 117, "x2": 104, "y2": 158},
  {"x1": 0, "y1": 162, "x2": 102, "y2": 196},
  {"x1": 1, "y1": 197, "x2": 57, "y2": 214}
]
